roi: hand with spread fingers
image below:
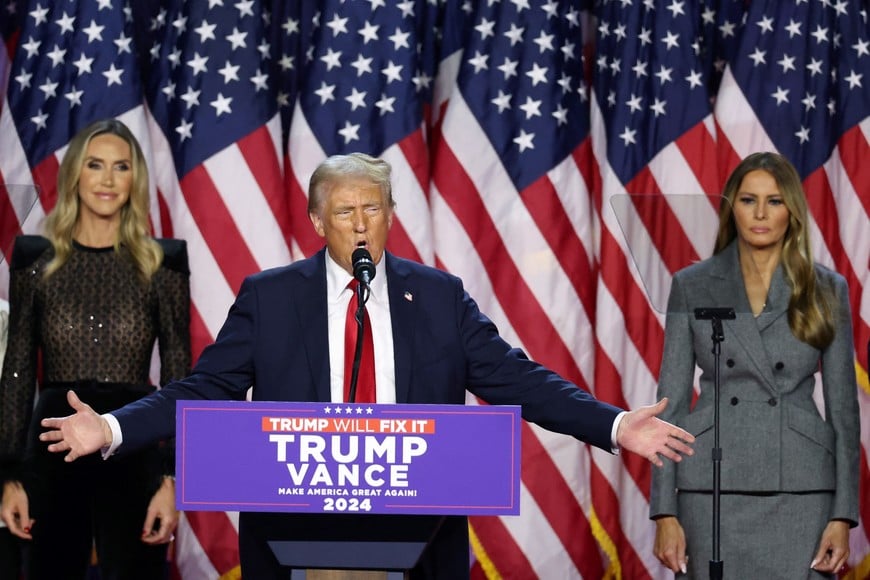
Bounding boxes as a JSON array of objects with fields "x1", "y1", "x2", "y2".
[
  {"x1": 616, "y1": 398, "x2": 694, "y2": 467},
  {"x1": 40, "y1": 390, "x2": 112, "y2": 462}
]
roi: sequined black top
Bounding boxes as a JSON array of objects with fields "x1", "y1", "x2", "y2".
[{"x1": 0, "y1": 235, "x2": 190, "y2": 473}]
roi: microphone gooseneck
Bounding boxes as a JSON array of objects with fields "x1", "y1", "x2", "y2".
[{"x1": 347, "y1": 248, "x2": 375, "y2": 404}]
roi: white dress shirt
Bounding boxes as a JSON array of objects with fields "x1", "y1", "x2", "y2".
[{"x1": 325, "y1": 251, "x2": 395, "y2": 403}]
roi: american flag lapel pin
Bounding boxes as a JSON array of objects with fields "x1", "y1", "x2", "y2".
[{"x1": 404, "y1": 291, "x2": 413, "y2": 302}]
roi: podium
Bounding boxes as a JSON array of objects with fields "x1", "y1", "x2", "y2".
[
  {"x1": 267, "y1": 513, "x2": 444, "y2": 580},
  {"x1": 176, "y1": 401, "x2": 522, "y2": 578}
]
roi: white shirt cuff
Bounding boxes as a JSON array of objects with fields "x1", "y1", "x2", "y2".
[
  {"x1": 101, "y1": 413, "x2": 123, "y2": 459},
  {"x1": 611, "y1": 411, "x2": 627, "y2": 454}
]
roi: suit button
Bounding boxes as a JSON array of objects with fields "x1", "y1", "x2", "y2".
[
  {"x1": 726, "y1": 359, "x2": 735, "y2": 368},
  {"x1": 730, "y1": 397, "x2": 739, "y2": 406},
  {"x1": 768, "y1": 398, "x2": 778, "y2": 406},
  {"x1": 774, "y1": 362, "x2": 784, "y2": 370}
]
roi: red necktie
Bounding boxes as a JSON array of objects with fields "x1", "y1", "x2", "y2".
[{"x1": 344, "y1": 279, "x2": 376, "y2": 403}]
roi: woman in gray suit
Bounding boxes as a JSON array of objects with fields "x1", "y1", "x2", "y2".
[{"x1": 649, "y1": 152, "x2": 859, "y2": 578}]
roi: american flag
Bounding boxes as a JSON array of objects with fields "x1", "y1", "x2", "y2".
[
  {"x1": 1, "y1": 0, "x2": 26, "y2": 101},
  {"x1": 432, "y1": 1, "x2": 606, "y2": 577},
  {"x1": 140, "y1": 0, "x2": 290, "y2": 577},
  {"x1": 589, "y1": 1, "x2": 722, "y2": 578},
  {"x1": 284, "y1": 0, "x2": 441, "y2": 264},
  {"x1": 1, "y1": 1, "x2": 869, "y2": 579},
  {"x1": 0, "y1": 0, "x2": 33, "y2": 265},
  {"x1": 0, "y1": 0, "x2": 153, "y2": 301},
  {"x1": 139, "y1": 0, "x2": 290, "y2": 357}
]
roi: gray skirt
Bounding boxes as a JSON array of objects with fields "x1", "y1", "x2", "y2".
[{"x1": 676, "y1": 491, "x2": 834, "y2": 580}]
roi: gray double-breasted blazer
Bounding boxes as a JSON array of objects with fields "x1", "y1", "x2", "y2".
[{"x1": 649, "y1": 241, "x2": 859, "y2": 525}]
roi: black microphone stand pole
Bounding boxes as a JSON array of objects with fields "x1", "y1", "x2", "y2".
[
  {"x1": 694, "y1": 307, "x2": 734, "y2": 580},
  {"x1": 347, "y1": 281, "x2": 369, "y2": 403}
]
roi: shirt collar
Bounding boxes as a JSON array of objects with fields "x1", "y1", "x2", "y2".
[{"x1": 325, "y1": 249, "x2": 388, "y2": 304}]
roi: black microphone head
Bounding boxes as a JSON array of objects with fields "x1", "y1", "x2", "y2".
[{"x1": 351, "y1": 247, "x2": 376, "y2": 284}]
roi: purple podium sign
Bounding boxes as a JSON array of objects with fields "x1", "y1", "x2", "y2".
[{"x1": 176, "y1": 401, "x2": 521, "y2": 516}]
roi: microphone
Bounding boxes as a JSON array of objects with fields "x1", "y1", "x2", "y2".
[{"x1": 352, "y1": 247, "x2": 376, "y2": 286}]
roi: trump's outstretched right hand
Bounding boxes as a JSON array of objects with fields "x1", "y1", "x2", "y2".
[{"x1": 39, "y1": 390, "x2": 112, "y2": 462}]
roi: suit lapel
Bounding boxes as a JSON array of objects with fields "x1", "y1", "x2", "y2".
[
  {"x1": 707, "y1": 244, "x2": 778, "y2": 393},
  {"x1": 754, "y1": 262, "x2": 789, "y2": 332},
  {"x1": 385, "y1": 253, "x2": 415, "y2": 404},
  {"x1": 295, "y1": 248, "x2": 332, "y2": 402}
]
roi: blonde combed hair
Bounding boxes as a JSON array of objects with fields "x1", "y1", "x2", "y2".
[
  {"x1": 307, "y1": 152, "x2": 396, "y2": 215},
  {"x1": 43, "y1": 119, "x2": 163, "y2": 282},
  {"x1": 714, "y1": 151, "x2": 834, "y2": 349}
]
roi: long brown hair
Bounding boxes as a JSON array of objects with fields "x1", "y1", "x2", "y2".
[
  {"x1": 43, "y1": 119, "x2": 162, "y2": 282},
  {"x1": 714, "y1": 152, "x2": 834, "y2": 348}
]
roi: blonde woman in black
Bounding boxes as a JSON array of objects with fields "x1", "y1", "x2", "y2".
[{"x1": 0, "y1": 119, "x2": 190, "y2": 579}]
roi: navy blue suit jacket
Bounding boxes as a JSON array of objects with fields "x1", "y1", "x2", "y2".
[
  {"x1": 118, "y1": 249, "x2": 620, "y2": 446},
  {"x1": 115, "y1": 249, "x2": 622, "y2": 578}
]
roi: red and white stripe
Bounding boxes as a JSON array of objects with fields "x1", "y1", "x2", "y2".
[
  {"x1": 146, "y1": 112, "x2": 290, "y2": 578},
  {"x1": 431, "y1": 75, "x2": 605, "y2": 578}
]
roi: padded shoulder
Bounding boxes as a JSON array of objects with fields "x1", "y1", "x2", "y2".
[
  {"x1": 156, "y1": 239, "x2": 189, "y2": 274},
  {"x1": 9, "y1": 235, "x2": 51, "y2": 270}
]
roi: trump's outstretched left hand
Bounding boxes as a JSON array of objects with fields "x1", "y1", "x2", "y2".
[{"x1": 616, "y1": 398, "x2": 694, "y2": 467}]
